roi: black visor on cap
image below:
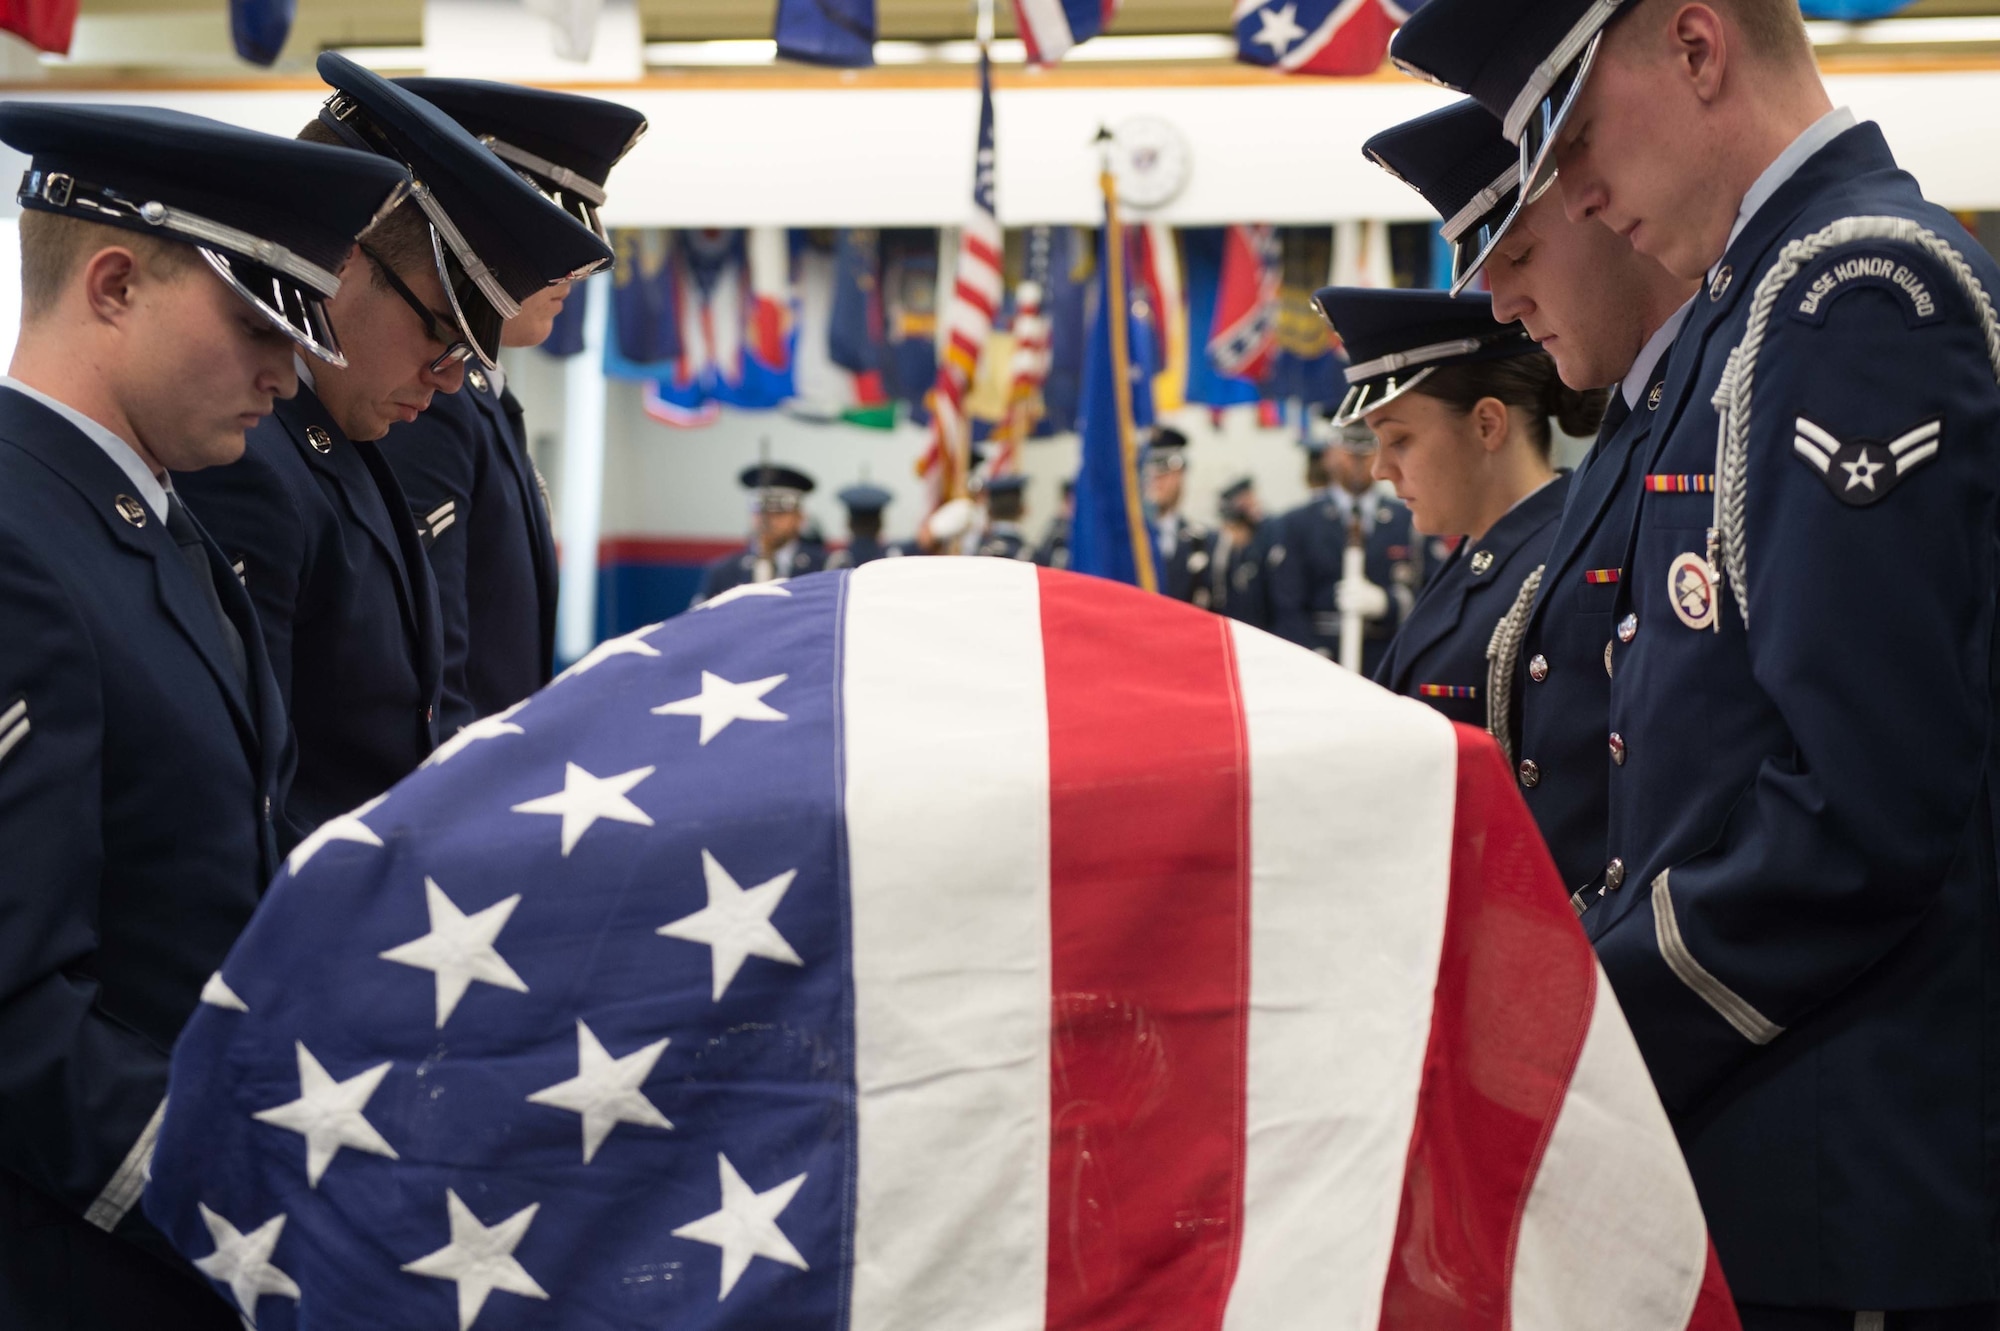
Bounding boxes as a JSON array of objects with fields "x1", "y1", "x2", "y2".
[
  {"x1": 1449, "y1": 193, "x2": 1520, "y2": 295},
  {"x1": 432, "y1": 225, "x2": 505, "y2": 370},
  {"x1": 199, "y1": 249, "x2": 347, "y2": 365}
]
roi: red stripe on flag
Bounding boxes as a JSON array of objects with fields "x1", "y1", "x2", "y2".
[
  {"x1": 965, "y1": 234, "x2": 1004, "y2": 271},
  {"x1": 1378, "y1": 726, "x2": 1596, "y2": 1328},
  {"x1": 1040, "y1": 574, "x2": 1249, "y2": 1331},
  {"x1": 1688, "y1": 1240, "x2": 1745, "y2": 1331}
]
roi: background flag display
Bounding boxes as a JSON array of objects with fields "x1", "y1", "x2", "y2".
[
  {"x1": 773, "y1": 0, "x2": 876, "y2": 67},
  {"x1": 608, "y1": 229, "x2": 681, "y2": 374},
  {"x1": 230, "y1": 0, "x2": 292, "y2": 65},
  {"x1": 1010, "y1": 0, "x2": 1118, "y2": 65},
  {"x1": 1069, "y1": 208, "x2": 1158, "y2": 591},
  {"x1": 145, "y1": 560, "x2": 1740, "y2": 1331},
  {"x1": 1232, "y1": 0, "x2": 1426, "y2": 76},
  {"x1": 1206, "y1": 224, "x2": 1281, "y2": 383},
  {"x1": 917, "y1": 52, "x2": 1002, "y2": 509}
]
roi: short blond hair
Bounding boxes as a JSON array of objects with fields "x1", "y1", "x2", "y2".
[{"x1": 18, "y1": 209, "x2": 195, "y2": 320}]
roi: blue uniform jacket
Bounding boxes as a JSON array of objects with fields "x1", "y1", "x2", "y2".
[
  {"x1": 1513, "y1": 384, "x2": 1666, "y2": 899},
  {"x1": 1373, "y1": 476, "x2": 1566, "y2": 733},
  {"x1": 976, "y1": 523, "x2": 1036, "y2": 561},
  {"x1": 1154, "y1": 515, "x2": 1217, "y2": 608},
  {"x1": 176, "y1": 387, "x2": 443, "y2": 843},
  {"x1": 1213, "y1": 520, "x2": 1275, "y2": 630},
  {"x1": 1588, "y1": 123, "x2": 2000, "y2": 1306},
  {"x1": 694, "y1": 542, "x2": 830, "y2": 606},
  {"x1": 1034, "y1": 515, "x2": 1070, "y2": 569},
  {"x1": 0, "y1": 388, "x2": 285, "y2": 1328},
  {"x1": 384, "y1": 367, "x2": 558, "y2": 735},
  {"x1": 826, "y1": 535, "x2": 898, "y2": 569},
  {"x1": 1267, "y1": 491, "x2": 1420, "y2": 677}
]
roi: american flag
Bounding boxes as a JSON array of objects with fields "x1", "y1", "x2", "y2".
[
  {"x1": 988, "y1": 224, "x2": 1056, "y2": 477},
  {"x1": 146, "y1": 561, "x2": 1739, "y2": 1331},
  {"x1": 918, "y1": 51, "x2": 1002, "y2": 509},
  {"x1": 1011, "y1": 0, "x2": 1117, "y2": 65}
]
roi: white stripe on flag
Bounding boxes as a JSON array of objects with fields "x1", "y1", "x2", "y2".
[
  {"x1": 1223, "y1": 625, "x2": 1458, "y2": 1330},
  {"x1": 1511, "y1": 962, "x2": 1711, "y2": 1330},
  {"x1": 1014, "y1": 0, "x2": 1077, "y2": 61},
  {"x1": 843, "y1": 560, "x2": 1051, "y2": 1331}
]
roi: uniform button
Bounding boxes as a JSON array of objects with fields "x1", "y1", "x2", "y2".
[
  {"x1": 114, "y1": 493, "x2": 147, "y2": 527},
  {"x1": 1604, "y1": 640, "x2": 1616, "y2": 678},
  {"x1": 1528, "y1": 654, "x2": 1549, "y2": 683},
  {"x1": 1609, "y1": 733, "x2": 1626, "y2": 765},
  {"x1": 306, "y1": 425, "x2": 333, "y2": 453},
  {"x1": 424, "y1": 705, "x2": 434, "y2": 723},
  {"x1": 262, "y1": 795, "x2": 272, "y2": 820},
  {"x1": 1617, "y1": 612, "x2": 1638, "y2": 644},
  {"x1": 1709, "y1": 265, "x2": 1733, "y2": 301},
  {"x1": 1605, "y1": 858, "x2": 1626, "y2": 892},
  {"x1": 1517, "y1": 759, "x2": 1541, "y2": 788},
  {"x1": 1470, "y1": 549, "x2": 1494, "y2": 576}
]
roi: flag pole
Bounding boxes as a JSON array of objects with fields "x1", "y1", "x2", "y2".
[{"x1": 1095, "y1": 126, "x2": 1158, "y2": 594}]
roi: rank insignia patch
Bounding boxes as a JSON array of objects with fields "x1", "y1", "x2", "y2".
[
  {"x1": 1792, "y1": 416, "x2": 1940, "y2": 506},
  {"x1": 414, "y1": 499, "x2": 457, "y2": 549}
]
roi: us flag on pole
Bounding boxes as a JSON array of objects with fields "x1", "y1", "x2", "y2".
[
  {"x1": 918, "y1": 50, "x2": 1002, "y2": 508},
  {"x1": 1012, "y1": 0, "x2": 1117, "y2": 65},
  {"x1": 145, "y1": 561, "x2": 1739, "y2": 1331}
]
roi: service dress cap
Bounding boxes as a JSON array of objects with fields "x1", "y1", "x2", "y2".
[
  {"x1": 0, "y1": 103, "x2": 410, "y2": 367},
  {"x1": 394, "y1": 79, "x2": 647, "y2": 244},
  {"x1": 1364, "y1": 99, "x2": 1521, "y2": 295},
  {"x1": 1145, "y1": 426, "x2": 1191, "y2": 473},
  {"x1": 837, "y1": 482, "x2": 893, "y2": 515},
  {"x1": 314, "y1": 52, "x2": 614, "y2": 370},
  {"x1": 984, "y1": 474, "x2": 1028, "y2": 497},
  {"x1": 1391, "y1": 0, "x2": 1641, "y2": 233},
  {"x1": 1314, "y1": 287, "x2": 1537, "y2": 427},
  {"x1": 741, "y1": 463, "x2": 816, "y2": 513}
]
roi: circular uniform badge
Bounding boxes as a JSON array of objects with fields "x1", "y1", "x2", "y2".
[{"x1": 1668, "y1": 551, "x2": 1718, "y2": 631}]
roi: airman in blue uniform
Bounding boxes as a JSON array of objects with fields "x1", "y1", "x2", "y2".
[
  {"x1": 175, "y1": 55, "x2": 613, "y2": 840},
  {"x1": 1212, "y1": 477, "x2": 1272, "y2": 629},
  {"x1": 0, "y1": 104, "x2": 407, "y2": 1328},
  {"x1": 1315, "y1": 287, "x2": 1599, "y2": 732},
  {"x1": 694, "y1": 464, "x2": 829, "y2": 604},
  {"x1": 1398, "y1": 0, "x2": 2000, "y2": 1320},
  {"x1": 383, "y1": 79, "x2": 647, "y2": 734},
  {"x1": 975, "y1": 474, "x2": 1037, "y2": 560},
  {"x1": 1361, "y1": 96, "x2": 1697, "y2": 896},
  {"x1": 1141, "y1": 426, "x2": 1218, "y2": 608},
  {"x1": 826, "y1": 481, "x2": 900, "y2": 569},
  {"x1": 1266, "y1": 424, "x2": 1422, "y2": 676}
]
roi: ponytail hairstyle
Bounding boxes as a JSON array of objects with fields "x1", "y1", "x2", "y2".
[{"x1": 1411, "y1": 351, "x2": 1609, "y2": 459}]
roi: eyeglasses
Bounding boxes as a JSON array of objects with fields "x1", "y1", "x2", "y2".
[{"x1": 358, "y1": 242, "x2": 474, "y2": 374}]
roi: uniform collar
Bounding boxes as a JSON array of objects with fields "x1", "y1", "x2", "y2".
[
  {"x1": 294, "y1": 353, "x2": 317, "y2": 393},
  {"x1": 0, "y1": 375, "x2": 172, "y2": 521},
  {"x1": 1621, "y1": 296, "x2": 1692, "y2": 410},
  {"x1": 1708, "y1": 106, "x2": 1857, "y2": 287}
]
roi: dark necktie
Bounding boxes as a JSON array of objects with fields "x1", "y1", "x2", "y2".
[
  {"x1": 165, "y1": 493, "x2": 248, "y2": 693},
  {"x1": 1598, "y1": 388, "x2": 1634, "y2": 443}
]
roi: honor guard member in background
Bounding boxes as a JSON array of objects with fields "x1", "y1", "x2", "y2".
[
  {"x1": 974, "y1": 474, "x2": 1036, "y2": 560},
  {"x1": 1034, "y1": 474, "x2": 1074, "y2": 568},
  {"x1": 0, "y1": 105, "x2": 407, "y2": 1328},
  {"x1": 384, "y1": 79, "x2": 646, "y2": 734},
  {"x1": 1268, "y1": 421, "x2": 1420, "y2": 675},
  {"x1": 1319, "y1": 287, "x2": 1597, "y2": 732},
  {"x1": 1142, "y1": 426, "x2": 1217, "y2": 606},
  {"x1": 176, "y1": 53, "x2": 614, "y2": 840},
  {"x1": 1213, "y1": 477, "x2": 1272, "y2": 629},
  {"x1": 693, "y1": 463, "x2": 827, "y2": 604},
  {"x1": 1361, "y1": 96, "x2": 1695, "y2": 895},
  {"x1": 825, "y1": 481, "x2": 898, "y2": 568},
  {"x1": 1397, "y1": 0, "x2": 2000, "y2": 1321}
]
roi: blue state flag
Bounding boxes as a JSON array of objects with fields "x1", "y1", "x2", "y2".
[
  {"x1": 539, "y1": 279, "x2": 589, "y2": 358},
  {"x1": 1069, "y1": 225, "x2": 1159, "y2": 590},
  {"x1": 609, "y1": 229, "x2": 681, "y2": 373},
  {"x1": 231, "y1": 0, "x2": 294, "y2": 65},
  {"x1": 774, "y1": 0, "x2": 876, "y2": 67}
]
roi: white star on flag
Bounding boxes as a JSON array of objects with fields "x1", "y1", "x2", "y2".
[
  {"x1": 200, "y1": 971, "x2": 247, "y2": 1012},
  {"x1": 286, "y1": 793, "x2": 386, "y2": 875},
  {"x1": 671, "y1": 1153, "x2": 810, "y2": 1300},
  {"x1": 511, "y1": 762, "x2": 656, "y2": 856},
  {"x1": 553, "y1": 624, "x2": 662, "y2": 684},
  {"x1": 657, "y1": 849, "x2": 805, "y2": 1001},
  {"x1": 526, "y1": 1019, "x2": 673, "y2": 1163},
  {"x1": 252, "y1": 1041, "x2": 398, "y2": 1187},
  {"x1": 379, "y1": 878, "x2": 530, "y2": 1027},
  {"x1": 1253, "y1": 1, "x2": 1307, "y2": 54},
  {"x1": 401, "y1": 1190, "x2": 549, "y2": 1331},
  {"x1": 193, "y1": 1204, "x2": 300, "y2": 1326},
  {"x1": 651, "y1": 671, "x2": 789, "y2": 745},
  {"x1": 425, "y1": 702, "x2": 526, "y2": 768},
  {"x1": 695, "y1": 580, "x2": 792, "y2": 611}
]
